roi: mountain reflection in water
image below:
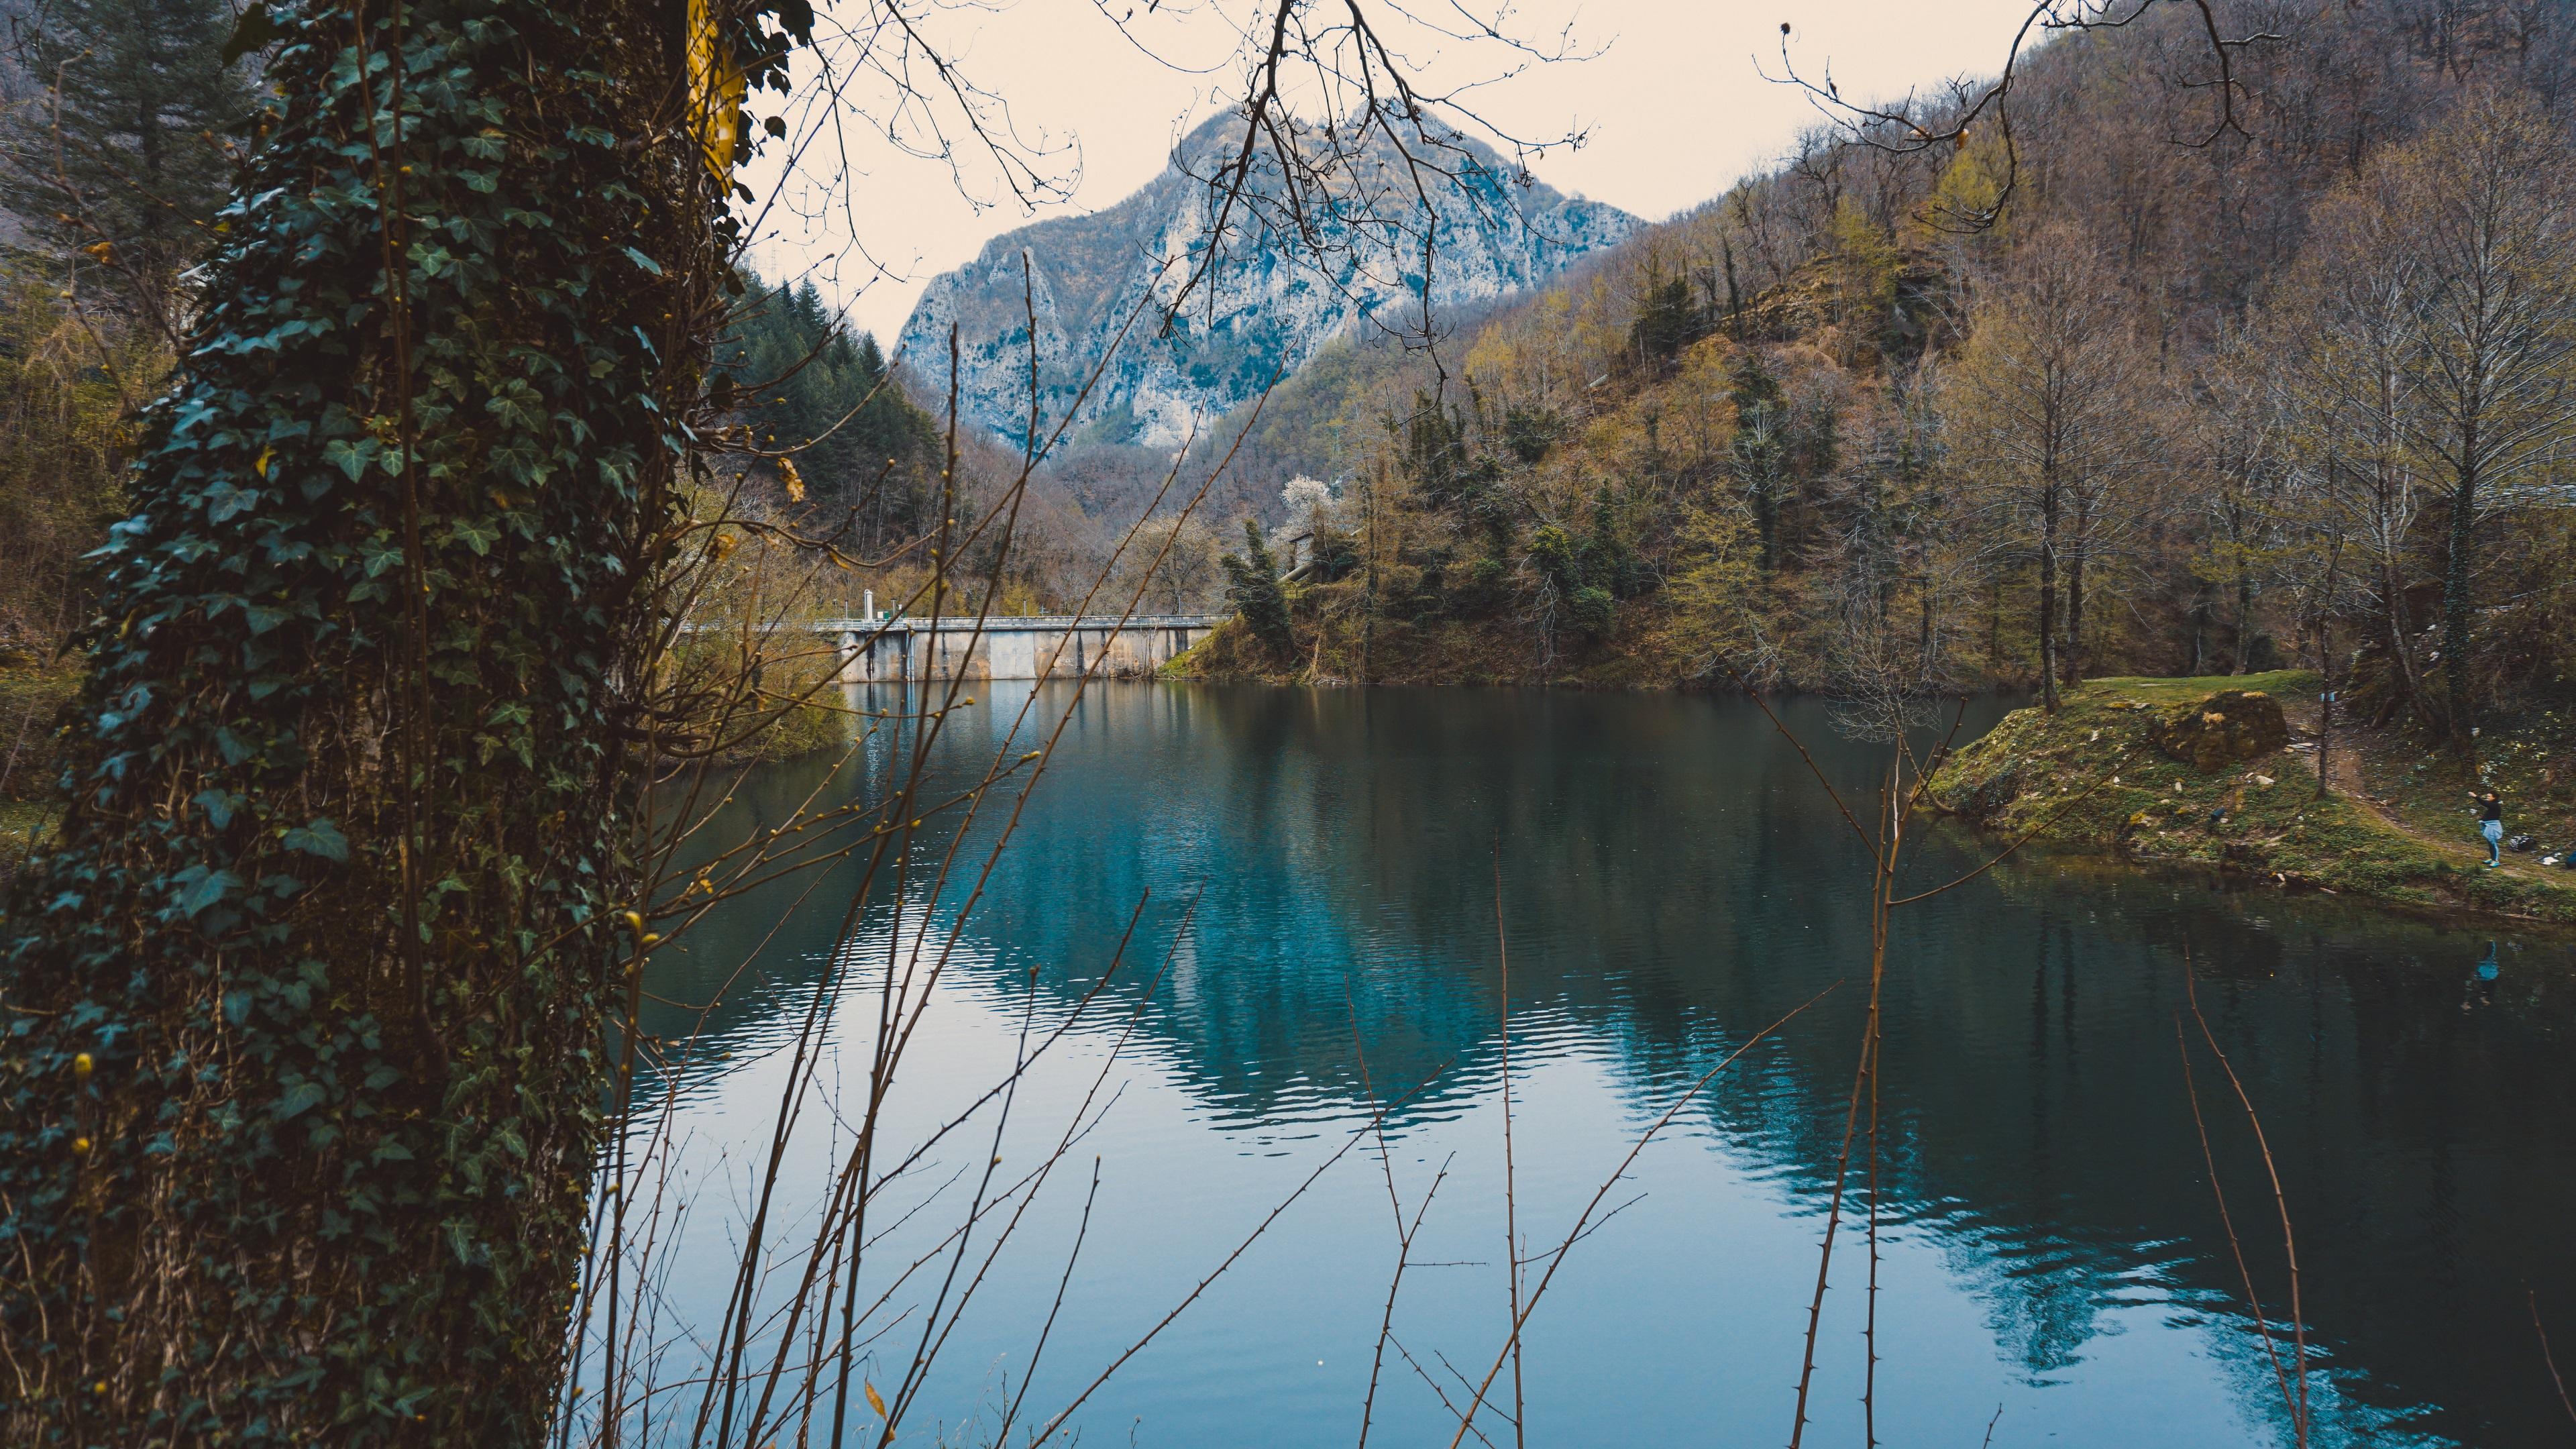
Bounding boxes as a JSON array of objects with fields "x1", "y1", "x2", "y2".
[{"x1": 635, "y1": 682, "x2": 2576, "y2": 1448}]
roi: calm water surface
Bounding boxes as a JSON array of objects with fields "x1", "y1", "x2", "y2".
[{"x1": 633, "y1": 683, "x2": 2576, "y2": 1448}]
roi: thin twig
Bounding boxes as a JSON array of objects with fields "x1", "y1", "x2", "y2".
[
  {"x1": 2532, "y1": 1286, "x2": 2576, "y2": 1426},
  {"x1": 1493, "y1": 839, "x2": 1526, "y2": 1449},
  {"x1": 1031, "y1": 1071, "x2": 1456, "y2": 1448},
  {"x1": 2182, "y1": 957, "x2": 2307, "y2": 1447},
  {"x1": 1443, "y1": 985, "x2": 1843, "y2": 1449},
  {"x1": 1892, "y1": 753, "x2": 2131, "y2": 906},
  {"x1": 2176, "y1": 1016, "x2": 2294, "y2": 1418}
]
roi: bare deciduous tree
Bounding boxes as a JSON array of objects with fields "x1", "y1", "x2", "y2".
[
  {"x1": 1111, "y1": 512, "x2": 1224, "y2": 613},
  {"x1": 2383, "y1": 91, "x2": 2576, "y2": 743},
  {"x1": 2265, "y1": 166, "x2": 2434, "y2": 731},
  {"x1": 1943, "y1": 227, "x2": 2142, "y2": 710}
]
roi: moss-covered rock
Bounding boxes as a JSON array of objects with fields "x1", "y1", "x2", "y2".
[{"x1": 2149, "y1": 689, "x2": 2289, "y2": 771}]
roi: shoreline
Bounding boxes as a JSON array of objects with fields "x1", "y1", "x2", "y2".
[
  {"x1": 1924, "y1": 672, "x2": 2576, "y2": 925},
  {"x1": 1174, "y1": 630, "x2": 2576, "y2": 926}
]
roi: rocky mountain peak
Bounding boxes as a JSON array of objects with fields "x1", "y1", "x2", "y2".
[{"x1": 896, "y1": 113, "x2": 1638, "y2": 448}]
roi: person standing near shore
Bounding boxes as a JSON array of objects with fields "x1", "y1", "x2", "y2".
[{"x1": 2477, "y1": 790, "x2": 2505, "y2": 867}]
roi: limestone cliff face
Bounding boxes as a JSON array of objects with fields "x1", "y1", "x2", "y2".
[{"x1": 895, "y1": 115, "x2": 1637, "y2": 447}]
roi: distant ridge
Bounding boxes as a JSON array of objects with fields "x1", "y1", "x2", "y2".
[{"x1": 896, "y1": 113, "x2": 1638, "y2": 448}]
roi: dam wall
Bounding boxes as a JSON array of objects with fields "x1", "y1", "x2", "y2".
[{"x1": 822, "y1": 615, "x2": 1228, "y2": 682}]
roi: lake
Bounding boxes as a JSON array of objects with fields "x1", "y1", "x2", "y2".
[{"x1": 607, "y1": 682, "x2": 2576, "y2": 1448}]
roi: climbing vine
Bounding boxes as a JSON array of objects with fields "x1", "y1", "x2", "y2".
[{"x1": 0, "y1": 0, "x2": 807, "y2": 1443}]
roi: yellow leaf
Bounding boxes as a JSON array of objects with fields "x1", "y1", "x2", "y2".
[
  {"x1": 685, "y1": 0, "x2": 747, "y2": 182},
  {"x1": 864, "y1": 1381, "x2": 887, "y2": 1417}
]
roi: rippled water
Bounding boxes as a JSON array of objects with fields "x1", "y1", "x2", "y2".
[{"x1": 627, "y1": 682, "x2": 2576, "y2": 1448}]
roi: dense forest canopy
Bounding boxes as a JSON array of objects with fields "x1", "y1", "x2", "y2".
[
  {"x1": 1144, "y1": 0, "x2": 2576, "y2": 749},
  {"x1": 710, "y1": 274, "x2": 943, "y2": 553}
]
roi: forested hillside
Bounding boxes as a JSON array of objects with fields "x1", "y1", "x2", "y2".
[{"x1": 1171, "y1": 0, "x2": 2576, "y2": 749}]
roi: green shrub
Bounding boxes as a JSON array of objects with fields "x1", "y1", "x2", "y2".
[{"x1": 1570, "y1": 585, "x2": 1617, "y2": 639}]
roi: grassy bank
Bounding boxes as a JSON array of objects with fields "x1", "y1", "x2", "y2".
[
  {"x1": 0, "y1": 660, "x2": 74, "y2": 886},
  {"x1": 1928, "y1": 671, "x2": 2576, "y2": 922}
]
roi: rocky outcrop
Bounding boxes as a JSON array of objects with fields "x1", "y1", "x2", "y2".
[
  {"x1": 896, "y1": 114, "x2": 1638, "y2": 448},
  {"x1": 2149, "y1": 690, "x2": 2290, "y2": 771}
]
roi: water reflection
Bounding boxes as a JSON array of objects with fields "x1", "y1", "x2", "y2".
[
  {"x1": 644, "y1": 682, "x2": 2576, "y2": 1448},
  {"x1": 2467, "y1": 941, "x2": 2504, "y2": 1011}
]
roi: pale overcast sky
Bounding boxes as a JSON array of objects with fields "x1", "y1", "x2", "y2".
[{"x1": 745, "y1": 1, "x2": 2042, "y2": 344}]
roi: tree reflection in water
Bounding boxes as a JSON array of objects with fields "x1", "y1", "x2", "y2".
[{"x1": 640, "y1": 682, "x2": 2575, "y2": 1448}]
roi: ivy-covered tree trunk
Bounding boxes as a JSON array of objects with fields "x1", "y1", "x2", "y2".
[{"x1": 0, "y1": 0, "x2": 796, "y2": 1442}]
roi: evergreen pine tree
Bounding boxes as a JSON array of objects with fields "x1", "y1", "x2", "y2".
[
  {"x1": 1397, "y1": 389, "x2": 1470, "y2": 504},
  {"x1": 1220, "y1": 521, "x2": 1294, "y2": 656},
  {"x1": 1730, "y1": 354, "x2": 1787, "y2": 572},
  {"x1": 1627, "y1": 262, "x2": 1698, "y2": 365},
  {"x1": 2, "y1": 0, "x2": 256, "y2": 301},
  {"x1": 713, "y1": 274, "x2": 938, "y2": 542}
]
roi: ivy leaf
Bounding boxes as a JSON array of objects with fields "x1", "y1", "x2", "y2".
[
  {"x1": 621, "y1": 246, "x2": 663, "y2": 276},
  {"x1": 486, "y1": 380, "x2": 545, "y2": 432},
  {"x1": 275, "y1": 1080, "x2": 327, "y2": 1120},
  {"x1": 487, "y1": 437, "x2": 543, "y2": 484},
  {"x1": 282, "y1": 818, "x2": 349, "y2": 862},
  {"x1": 324, "y1": 437, "x2": 378, "y2": 481},
  {"x1": 445, "y1": 517, "x2": 501, "y2": 555},
  {"x1": 174, "y1": 867, "x2": 244, "y2": 918},
  {"x1": 203, "y1": 481, "x2": 261, "y2": 523}
]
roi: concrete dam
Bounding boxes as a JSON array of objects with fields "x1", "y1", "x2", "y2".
[{"x1": 819, "y1": 614, "x2": 1230, "y2": 682}]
